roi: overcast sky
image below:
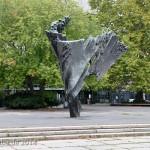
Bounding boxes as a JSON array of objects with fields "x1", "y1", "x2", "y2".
[{"x1": 74, "y1": 0, "x2": 91, "y2": 11}]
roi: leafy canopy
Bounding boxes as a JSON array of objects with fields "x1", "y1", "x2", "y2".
[
  {"x1": 0, "y1": 0, "x2": 99, "y2": 89},
  {"x1": 89, "y1": 0, "x2": 150, "y2": 93}
]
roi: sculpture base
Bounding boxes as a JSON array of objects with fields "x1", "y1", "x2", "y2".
[{"x1": 67, "y1": 95, "x2": 81, "y2": 117}]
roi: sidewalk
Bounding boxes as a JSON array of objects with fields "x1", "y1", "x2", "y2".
[
  {"x1": 0, "y1": 136, "x2": 150, "y2": 150},
  {"x1": 0, "y1": 105, "x2": 150, "y2": 128},
  {"x1": 0, "y1": 105, "x2": 150, "y2": 149}
]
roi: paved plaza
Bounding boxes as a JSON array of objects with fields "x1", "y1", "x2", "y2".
[
  {"x1": 0, "y1": 136, "x2": 150, "y2": 150},
  {"x1": 0, "y1": 105, "x2": 150, "y2": 150},
  {"x1": 0, "y1": 105, "x2": 150, "y2": 128}
]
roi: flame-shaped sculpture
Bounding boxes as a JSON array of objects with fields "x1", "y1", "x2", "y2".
[{"x1": 46, "y1": 15, "x2": 129, "y2": 117}]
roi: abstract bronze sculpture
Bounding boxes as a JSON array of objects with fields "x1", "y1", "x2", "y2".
[{"x1": 46, "y1": 15, "x2": 129, "y2": 117}]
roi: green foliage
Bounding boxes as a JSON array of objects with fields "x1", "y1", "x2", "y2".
[
  {"x1": 0, "y1": 0, "x2": 99, "y2": 91},
  {"x1": 43, "y1": 91, "x2": 56, "y2": 100},
  {"x1": 0, "y1": 91, "x2": 4, "y2": 107},
  {"x1": 84, "y1": 74, "x2": 111, "y2": 91},
  {"x1": 4, "y1": 92, "x2": 47, "y2": 109},
  {"x1": 3, "y1": 91, "x2": 60, "y2": 109},
  {"x1": 42, "y1": 91, "x2": 60, "y2": 107},
  {"x1": 89, "y1": 0, "x2": 150, "y2": 93},
  {"x1": 4, "y1": 96, "x2": 46, "y2": 109}
]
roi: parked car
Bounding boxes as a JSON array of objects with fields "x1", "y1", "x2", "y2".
[
  {"x1": 145, "y1": 100, "x2": 150, "y2": 103},
  {"x1": 129, "y1": 99, "x2": 135, "y2": 103}
]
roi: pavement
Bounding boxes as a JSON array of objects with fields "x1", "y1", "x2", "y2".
[
  {"x1": 0, "y1": 104, "x2": 150, "y2": 150},
  {"x1": 0, "y1": 105, "x2": 150, "y2": 128},
  {"x1": 0, "y1": 136, "x2": 150, "y2": 150}
]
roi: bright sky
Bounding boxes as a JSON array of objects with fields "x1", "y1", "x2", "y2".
[{"x1": 74, "y1": 0, "x2": 91, "y2": 11}]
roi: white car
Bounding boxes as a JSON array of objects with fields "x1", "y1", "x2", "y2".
[{"x1": 129, "y1": 99, "x2": 135, "y2": 103}]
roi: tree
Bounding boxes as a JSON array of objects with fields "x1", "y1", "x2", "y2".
[
  {"x1": 89, "y1": 0, "x2": 150, "y2": 100},
  {"x1": 0, "y1": 0, "x2": 99, "y2": 93}
]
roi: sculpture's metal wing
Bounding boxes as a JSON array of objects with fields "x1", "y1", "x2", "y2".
[
  {"x1": 56, "y1": 38, "x2": 96, "y2": 97},
  {"x1": 47, "y1": 31, "x2": 129, "y2": 99},
  {"x1": 46, "y1": 15, "x2": 129, "y2": 117},
  {"x1": 89, "y1": 31, "x2": 130, "y2": 80}
]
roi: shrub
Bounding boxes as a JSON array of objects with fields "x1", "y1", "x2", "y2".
[
  {"x1": 4, "y1": 91, "x2": 47, "y2": 109},
  {"x1": 42, "y1": 91, "x2": 60, "y2": 108},
  {"x1": 46, "y1": 99, "x2": 60, "y2": 108},
  {"x1": 4, "y1": 96, "x2": 47, "y2": 109},
  {"x1": 0, "y1": 91, "x2": 4, "y2": 107},
  {"x1": 3, "y1": 91, "x2": 60, "y2": 109}
]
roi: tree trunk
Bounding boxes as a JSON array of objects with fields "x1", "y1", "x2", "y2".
[
  {"x1": 67, "y1": 93, "x2": 81, "y2": 117},
  {"x1": 39, "y1": 79, "x2": 46, "y2": 95},
  {"x1": 26, "y1": 76, "x2": 34, "y2": 94},
  {"x1": 135, "y1": 90, "x2": 145, "y2": 103}
]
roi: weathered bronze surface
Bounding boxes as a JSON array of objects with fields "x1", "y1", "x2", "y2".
[{"x1": 46, "y1": 15, "x2": 129, "y2": 117}]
